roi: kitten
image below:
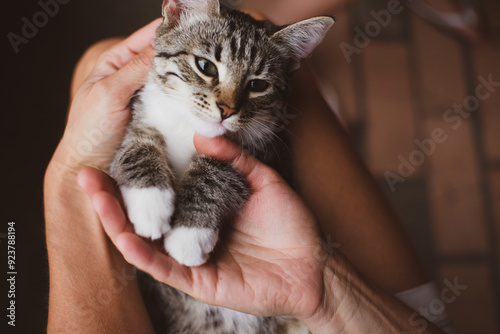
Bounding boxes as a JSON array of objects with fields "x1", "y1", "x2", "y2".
[{"x1": 110, "y1": 0, "x2": 332, "y2": 332}]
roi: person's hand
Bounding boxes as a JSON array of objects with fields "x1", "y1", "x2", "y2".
[
  {"x1": 50, "y1": 18, "x2": 162, "y2": 175},
  {"x1": 44, "y1": 21, "x2": 168, "y2": 334},
  {"x1": 78, "y1": 133, "x2": 330, "y2": 321}
]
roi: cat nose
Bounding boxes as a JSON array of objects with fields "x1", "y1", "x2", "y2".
[{"x1": 217, "y1": 103, "x2": 238, "y2": 120}]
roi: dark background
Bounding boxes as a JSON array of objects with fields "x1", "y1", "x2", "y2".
[{"x1": 2, "y1": 1, "x2": 160, "y2": 332}]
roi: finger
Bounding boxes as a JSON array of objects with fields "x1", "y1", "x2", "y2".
[
  {"x1": 243, "y1": 10, "x2": 267, "y2": 21},
  {"x1": 91, "y1": 18, "x2": 162, "y2": 79},
  {"x1": 193, "y1": 133, "x2": 255, "y2": 176},
  {"x1": 193, "y1": 134, "x2": 284, "y2": 191},
  {"x1": 91, "y1": 187, "x2": 194, "y2": 291},
  {"x1": 102, "y1": 46, "x2": 155, "y2": 105},
  {"x1": 115, "y1": 233, "x2": 196, "y2": 294},
  {"x1": 92, "y1": 190, "x2": 134, "y2": 241},
  {"x1": 78, "y1": 166, "x2": 120, "y2": 198},
  {"x1": 90, "y1": 184, "x2": 202, "y2": 298}
]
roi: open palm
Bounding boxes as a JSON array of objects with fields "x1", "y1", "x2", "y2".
[{"x1": 80, "y1": 134, "x2": 327, "y2": 322}]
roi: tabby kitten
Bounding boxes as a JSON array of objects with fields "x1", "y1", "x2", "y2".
[{"x1": 110, "y1": 0, "x2": 332, "y2": 332}]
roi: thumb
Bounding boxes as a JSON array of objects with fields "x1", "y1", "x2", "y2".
[
  {"x1": 103, "y1": 46, "x2": 154, "y2": 107},
  {"x1": 193, "y1": 133, "x2": 285, "y2": 191}
]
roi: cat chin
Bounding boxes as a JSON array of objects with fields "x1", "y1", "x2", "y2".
[{"x1": 194, "y1": 121, "x2": 228, "y2": 138}]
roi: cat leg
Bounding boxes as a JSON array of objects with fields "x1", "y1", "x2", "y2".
[
  {"x1": 110, "y1": 125, "x2": 176, "y2": 240},
  {"x1": 164, "y1": 155, "x2": 250, "y2": 266}
]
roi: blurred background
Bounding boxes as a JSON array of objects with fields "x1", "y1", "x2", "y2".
[{"x1": 1, "y1": 0, "x2": 499, "y2": 333}]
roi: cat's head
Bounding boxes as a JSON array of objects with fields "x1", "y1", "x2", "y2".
[{"x1": 152, "y1": 0, "x2": 333, "y2": 148}]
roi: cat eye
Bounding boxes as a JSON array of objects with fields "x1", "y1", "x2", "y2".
[
  {"x1": 247, "y1": 79, "x2": 270, "y2": 93},
  {"x1": 195, "y1": 57, "x2": 218, "y2": 77}
]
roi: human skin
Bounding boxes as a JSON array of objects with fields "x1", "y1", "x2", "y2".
[
  {"x1": 240, "y1": 0, "x2": 351, "y2": 25},
  {"x1": 44, "y1": 19, "x2": 162, "y2": 333}
]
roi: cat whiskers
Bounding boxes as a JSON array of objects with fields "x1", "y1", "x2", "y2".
[
  {"x1": 237, "y1": 127, "x2": 266, "y2": 156},
  {"x1": 235, "y1": 116, "x2": 276, "y2": 157},
  {"x1": 246, "y1": 117, "x2": 285, "y2": 159}
]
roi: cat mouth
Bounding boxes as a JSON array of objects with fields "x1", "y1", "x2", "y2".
[{"x1": 196, "y1": 118, "x2": 229, "y2": 138}]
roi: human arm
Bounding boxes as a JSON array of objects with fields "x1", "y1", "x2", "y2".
[
  {"x1": 45, "y1": 166, "x2": 154, "y2": 333},
  {"x1": 302, "y1": 253, "x2": 441, "y2": 334},
  {"x1": 43, "y1": 19, "x2": 163, "y2": 333},
  {"x1": 240, "y1": 0, "x2": 350, "y2": 24},
  {"x1": 287, "y1": 66, "x2": 430, "y2": 294}
]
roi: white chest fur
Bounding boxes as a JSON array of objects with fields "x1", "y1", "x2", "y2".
[{"x1": 140, "y1": 80, "x2": 198, "y2": 178}]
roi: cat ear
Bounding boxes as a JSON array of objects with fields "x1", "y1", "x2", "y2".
[
  {"x1": 161, "y1": 0, "x2": 220, "y2": 27},
  {"x1": 272, "y1": 17, "x2": 334, "y2": 71}
]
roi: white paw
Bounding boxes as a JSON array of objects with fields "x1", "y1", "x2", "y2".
[
  {"x1": 121, "y1": 187, "x2": 175, "y2": 240},
  {"x1": 164, "y1": 227, "x2": 218, "y2": 266}
]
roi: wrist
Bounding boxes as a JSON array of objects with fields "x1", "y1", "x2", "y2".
[
  {"x1": 44, "y1": 159, "x2": 147, "y2": 333},
  {"x1": 44, "y1": 147, "x2": 88, "y2": 219},
  {"x1": 300, "y1": 252, "x2": 393, "y2": 334},
  {"x1": 300, "y1": 252, "x2": 434, "y2": 334},
  {"x1": 44, "y1": 145, "x2": 107, "y2": 242},
  {"x1": 46, "y1": 155, "x2": 78, "y2": 191},
  {"x1": 298, "y1": 253, "x2": 351, "y2": 334},
  {"x1": 44, "y1": 145, "x2": 130, "y2": 277},
  {"x1": 49, "y1": 132, "x2": 116, "y2": 176},
  {"x1": 46, "y1": 137, "x2": 88, "y2": 180}
]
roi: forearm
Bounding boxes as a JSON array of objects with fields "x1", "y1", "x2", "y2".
[
  {"x1": 44, "y1": 149, "x2": 153, "y2": 333},
  {"x1": 241, "y1": 0, "x2": 348, "y2": 24},
  {"x1": 301, "y1": 254, "x2": 443, "y2": 334},
  {"x1": 287, "y1": 64, "x2": 428, "y2": 294}
]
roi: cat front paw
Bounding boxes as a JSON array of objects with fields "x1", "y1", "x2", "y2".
[
  {"x1": 164, "y1": 227, "x2": 218, "y2": 266},
  {"x1": 121, "y1": 187, "x2": 175, "y2": 240}
]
